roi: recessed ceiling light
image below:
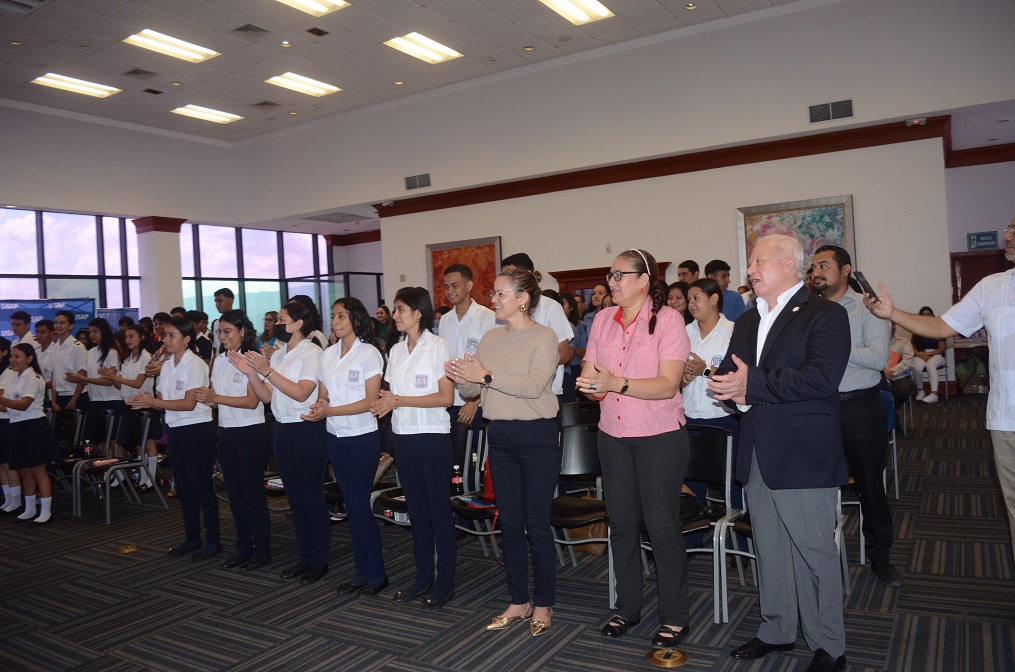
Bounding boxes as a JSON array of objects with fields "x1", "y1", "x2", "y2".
[
  {"x1": 289, "y1": 111, "x2": 299, "y2": 115},
  {"x1": 266, "y1": 72, "x2": 341, "y2": 96},
  {"x1": 281, "y1": 40, "x2": 292, "y2": 47},
  {"x1": 685, "y1": 3, "x2": 698, "y2": 9},
  {"x1": 32, "y1": 73, "x2": 121, "y2": 98},
  {"x1": 988, "y1": 137, "x2": 999, "y2": 141},
  {"x1": 393, "y1": 80, "x2": 404, "y2": 85},
  {"x1": 171, "y1": 104, "x2": 242, "y2": 124},
  {"x1": 124, "y1": 29, "x2": 219, "y2": 63},
  {"x1": 9, "y1": 40, "x2": 23, "y2": 46},
  {"x1": 275, "y1": 0, "x2": 348, "y2": 17},
  {"x1": 4, "y1": 205, "x2": 17, "y2": 208},
  {"x1": 384, "y1": 32, "x2": 462, "y2": 64},
  {"x1": 523, "y1": 46, "x2": 535, "y2": 51},
  {"x1": 537, "y1": 0, "x2": 614, "y2": 25},
  {"x1": 171, "y1": 81, "x2": 182, "y2": 86}
]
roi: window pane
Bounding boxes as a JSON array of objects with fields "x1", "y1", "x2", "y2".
[
  {"x1": 43, "y1": 212, "x2": 97, "y2": 275},
  {"x1": 46, "y1": 277, "x2": 100, "y2": 301},
  {"x1": 181, "y1": 279, "x2": 198, "y2": 311},
  {"x1": 199, "y1": 225, "x2": 238, "y2": 278},
  {"x1": 242, "y1": 229, "x2": 279, "y2": 279},
  {"x1": 200, "y1": 279, "x2": 239, "y2": 316},
  {"x1": 0, "y1": 209, "x2": 38, "y2": 273},
  {"x1": 283, "y1": 232, "x2": 314, "y2": 278},
  {"x1": 105, "y1": 279, "x2": 124, "y2": 309},
  {"x1": 128, "y1": 279, "x2": 140, "y2": 309},
  {"x1": 125, "y1": 219, "x2": 139, "y2": 276},
  {"x1": 0, "y1": 277, "x2": 40, "y2": 299},
  {"x1": 179, "y1": 223, "x2": 194, "y2": 277},
  {"x1": 286, "y1": 280, "x2": 317, "y2": 307},
  {"x1": 319, "y1": 279, "x2": 343, "y2": 315},
  {"x1": 102, "y1": 217, "x2": 122, "y2": 275},
  {"x1": 349, "y1": 274, "x2": 379, "y2": 309},
  {"x1": 244, "y1": 281, "x2": 281, "y2": 329},
  {"x1": 317, "y1": 235, "x2": 329, "y2": 275}
]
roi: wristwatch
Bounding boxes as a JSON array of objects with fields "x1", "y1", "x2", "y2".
[
  {"x1": 483, "y1": 373, "x2": 493, "y2": 386},
  {"x1": 619, "y1": 377, "x2": 629, "y2": 395}
]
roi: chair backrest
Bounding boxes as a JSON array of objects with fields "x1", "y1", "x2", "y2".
[
  {"x1": 559, "y1": 424, "x2": 599, "y2": 478},
  {"x1": 115, "y1": 411, "x2": 152, "y2": 447},
  {"x1": 51, "y1": 409, "x2": 82, "y2": 446},
  {"x1": 879, "y1": 390, "x2": 896, "y2": 433},
  {"x1": 684, "y1": 425, "x2": 733, "y2": 503},
  {"x1": 79, "y1": 409, "x2": 115, "y2": 446},
  {"x1": 560, "y1": 402, "x2": 600, "y2": 427}
]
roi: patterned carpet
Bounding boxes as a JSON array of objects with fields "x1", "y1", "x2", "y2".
[{"x1": 1, "y1": 395, "x2": 1012, "y2": 671}]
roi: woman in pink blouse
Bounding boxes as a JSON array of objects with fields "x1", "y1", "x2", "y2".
[{"x1": 576, "y1": 248, "x2": 691, "y2": 650}]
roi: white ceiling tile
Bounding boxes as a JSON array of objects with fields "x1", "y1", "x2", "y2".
[
  {"x1": 30, "y1": 41, "x2": 92, "y2": 65},
  {"x1": 52, "y1": 29, "x2": 118, "y2": 53},
  {"x1": 439, "y1": 33, "x2": 498, "y2": 54},
  {"x1": 354, "y1": 19, "x2": 404, "y2": 42},
  {"x1": 595, "y1": 26, "x2": 642, "y2": 44},
  {"x1": 493, "y1": 1, "x2": 556, "y2": 23},
  {"x1": 312, "y1": 6, "x2": 383, "y2": 32},
  {"x1": 24, "y1": 3, "x2": 99, "y2": 30},
  {"x1": 134, "y1": 0, "x2": 211, "y2": 14},
  {"x1": 73, "y1": 51, "x2": 132, "y2": 73},
  {"x1": 191, "y1": 31, "x2": 252, "y2": 54},
  {"x1": 670, "y1": 7, "x2": 726, "y2": 25},
  {"x1": 7, "y1": 17, "x2": 73, "y2": 41},
  {"x1": 609, "y1": 0, "x2": 668, "y2": 11},
  {"x1": 52, "y1": 0, "x2": 125, "y2": 14},
  {"x1": 480, "y1": 23, "x2": 539, "y2": 47},
  {"x1": 8, "y1": 53, "x2": 66, "y2": 72},
  {"x1": 284, "y1": 41, "x2": 346, "y2": 61},
  {"x1": 318, "y1": 31, "x2": 378, "y2": 54},
  {"x1": 178, "y1": 3, "x2": 249, "y2": 30},
  {"x1": 638, "y1": 18, "x2": 687, "y2": 35},
  {"x1": 0, "y1": 12, "x2": 22, "y2": 31},
  {"x1": 578, "y1": 16, "x2": 635, "y2": 37},
  {"x1": 624, "y1": 6, "x2": 678, "y2": 28},
  {"x1": 392, "y1": 9, "x2": 448, "y2": 31},
  {"x1": 247, "y1": 4, "x2": 312, "y2": 31},
  {"x1": 427, "y1": 0, "x2": 488, "y2": 21},
  {"x1": 556, "y1": 38, "x2": 603, "y2": 54},
  {"x1": 103, "y1": 3, "x2": 174, "y2": 28},
  {"x1": 261, "y1": 53, "x2": 318, "y2": 72},
  {"x1": 454, "y1": 9, "x2": 513, "y2": 34},
  {"x1": 77, "y1": 16, "x2": 140, "y2": 40},
  {"x1": 357, "y1": 0, "x2": 422, "y2": 20},
  {"x1": 230, "y1": 43, "x2": 285, "y2": 64},
  {"x1": 148, "y1": 17, "x2": 214, "y2": 40},
  {"x1": 516, "y1": 14, "x2": 582, "y2": 39},
  {"x1": 417, "y1": 21, "x2": 475, "y2": 45},
  {"x1": 720, "y1": 0, "x2": 775, "y2": 17}
]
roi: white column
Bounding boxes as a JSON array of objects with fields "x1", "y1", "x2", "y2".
[{"x1": 132, "y1": 217, "x2": 185, "y2": 317}]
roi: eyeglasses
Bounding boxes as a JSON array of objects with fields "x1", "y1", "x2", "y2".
[
  {"x1": 606, "y1": 270, "x2": 641, "y2": 283},
  {"x1": 487, "y1": 290, "x2": 514, "y2": 301},
  {"x1": 1004, "y1": 225, "x2": 1015, "y2": 237}
]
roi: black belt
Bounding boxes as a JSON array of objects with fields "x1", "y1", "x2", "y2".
[{"x1": 839, "y1": 384, "x2": 880, "y2": 402}]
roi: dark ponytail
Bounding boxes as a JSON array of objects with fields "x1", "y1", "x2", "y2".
[{"x1": 619, "y1": 248, "x2": 664, "y2": 335}]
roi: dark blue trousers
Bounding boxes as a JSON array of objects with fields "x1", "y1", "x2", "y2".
[
  {"x1": 327, "y1": 430, "x2": 385, "y2": 582},
  {"x1": 274, "y1": 420, "x2": 330, "y2": 567},
  {"x1": 394, "y1": 432, "x2": 456, "y2": 595},
  {"x1": 488, "y1": 418, "x2": 561, "y2": 607},
  {"x1": 218, "y1": 424, "x2": 271, "y2": 560},
  {"x1": 166, "y1": 421, "x2": 219, "y2": 546}
]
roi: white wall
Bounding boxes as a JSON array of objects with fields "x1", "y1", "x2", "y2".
[
  {"x1": 945, "y1": 161, "x2": 1015, "y2": 252},
  {"x1": 381, "y1": 138, "x2": 953, "y2": 317}
]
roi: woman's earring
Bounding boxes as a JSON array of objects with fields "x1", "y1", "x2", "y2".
[{"x1": 640, "y1": 287, "x2": 645, "y2": 294}]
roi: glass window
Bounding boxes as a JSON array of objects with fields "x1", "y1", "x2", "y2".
[
  {"x1": 181, "y1": 279, "x2": 198, "y2": 311},
  {"x1": 285, "y1": 280, "x2": 317, "y2": 307},
  {"x1": 242, "y1": 229, "x2": 279, "y2": 279},
  {"x1": 128, "y1": 279, "x2": 140, "y2": 309},
  {"x1": 244, "y1": 281, "x2": 282, "y2": 327},
  {"x1": 105, "y1": 279, "x2": 124, "y2": 309},
  {"x1": 0, "y1": 209, "x2": 39, "y2": 274},
  {"x1": 0, "y1": 277, "x2": 40, "y2": 299},
  {"x1": 283, "y1": 232, "x2": 314, "y2": 278},
  {"x1": 200, "y1": 279, "x2": 239, "y2": 316},
  {"x1": 318, "y1": 235, "x2": 329, "y2": 275},
  {"x1": 102, "y1": 217, "x2": 122, "y2": 276},
  {"x1": 349, "y1": 274, "x2": 379, "y2": 308},
  {"x1": 125, "y1": 219, "x2": 139, "y2": 276},
  {"x1": 43, "y1": 213, "x2": 98, "y2": 275},
  {"x1": 179, "y1": 223, "x2": 194, "y2": 277},
  {"x1": 199, "y1": 225, "x2": 238, "y2": 278},
  {"x1": 46, "y1": 277, "x2": 101, "y2": 301}
]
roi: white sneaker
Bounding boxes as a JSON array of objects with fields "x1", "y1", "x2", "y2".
[
  {"x1": 922, "y1": 393, "x2": 939, "y2": 403},
  {"x1": 916, "y1": 390, "x2": 926, "y2": 401}
]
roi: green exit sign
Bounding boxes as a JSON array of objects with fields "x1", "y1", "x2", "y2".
[{"x1": 967, "y1": 231, "x2": 999, "y2": 250}]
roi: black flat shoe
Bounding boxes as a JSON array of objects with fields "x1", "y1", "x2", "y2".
[
  {"x1": 601, "y1": 614, "x2": 640, "y2": 638},
  {"x1": 357, "y1": 577, "x2": 389, "y2": 596},
  {"x1": 730, "y1": 637, "x2": 795, "y2": 660},
  {"x1": 650, "y1": 625, "x2": 687, "y2": 650},
  {"x1": 240, "y1": 556, "x2": 272, "y2": 572},
  {"x1": 280, "y1": 563, "x2": 310, "y2": 579},
  {"x1": 300, "y1": 565, "x2": 329, "y2": 583},
  {"x1": 166, "y1": 543, "x2": 201, "y2": 557},
  {"x1": 191, "y1": 544, "x2": 223, "y2": 561},
  {"x1": 872, "y1": 562, "x2": 904, "y2": 587},
  {"x1": 336, "y1": 581, "x2": 365, "y2": 595},
  {"x1": 422, "y1": 588, "x2": 454, "y2": 610},
  {"x1": 222, "y1": 554, "x2": 251, "y2": 569},
  {"x1": 393, "y1": 585, "x2": 431, "y2": 603}
]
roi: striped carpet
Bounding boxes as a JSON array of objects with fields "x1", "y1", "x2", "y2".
[{"x1": 0, "y1": 395, "x2": 1012, "y2": 671}]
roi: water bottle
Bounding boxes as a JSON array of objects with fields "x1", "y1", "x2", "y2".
[{"x1": 451, "y1": 465, "x2": 464, "y2": 496}]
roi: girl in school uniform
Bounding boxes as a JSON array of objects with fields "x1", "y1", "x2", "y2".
[
  {"x1": 0, "y1": 344, "x2": 59, "y2": 523},
  {"x1": 99, "y1": 325, "x2": 161, "y2": 491},
  {"x1": 193, "y1": 310, "x2": 272, "y2": 571},
  {"x1": 303, "y1": 297, "x2": 387, "y2": 595},
  {"x1": 245, "y1": 301, "x2": 329, "y2": 583},
  {"x1": 66, "y1": 318, "x2": 122, "y2": 454},
  {"x1": 128, "y1": 317, "x2": 219, "y2": 558},
  {"x1": 0, "y1": 337, "x2": 24, "y2": 515},
  {"x1": 370, "y1": 287, "x2": 456, "y2": 609}
]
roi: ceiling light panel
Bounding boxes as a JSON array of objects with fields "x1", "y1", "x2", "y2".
[
  {"x1": 124, "y1": 30, "x2": 220, "y2": 63},
  {"x1": 537, "y1": 0, "x2": 614, "y2": 26},
  {"x1": 384, "y1": 33, "x2": 462, "y2": 64},
  {"x1": 275, "y1": 0, "x2": 349, "y2": 17},
  {"x1": 171, "y1": 104, "x2": 243, "y2": 124},
  {"x1": 32, "y1": 73, "x2": 121, "y2": 98},
  {"x1": 266, "y1": 72, "x2": 341, "y2": 96}
]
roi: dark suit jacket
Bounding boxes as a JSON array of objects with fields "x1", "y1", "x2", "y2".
[{"x1": 716, "y1": 285, "x2": 850, "y2": 490}]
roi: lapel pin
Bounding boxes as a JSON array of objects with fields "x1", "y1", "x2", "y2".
[{"x1": 792, "y1": 306, "x2": 800, "y2": 312}]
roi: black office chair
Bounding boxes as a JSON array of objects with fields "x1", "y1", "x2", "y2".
[
  {"x1": 559, "y1": 401, "x2": 601, "y2": 427},
  {"x1": 450, "y1": 425, "x2": 501, "y2": 558}
]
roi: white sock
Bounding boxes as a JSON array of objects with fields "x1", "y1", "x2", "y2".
[
  {"x1": 18, "y1": 494, "x2": 37, "y2": 520},
  {"x1": 1, "y1": 484, "x2": 10, "y2": 508},
  {"x1": 35, "y1": 497, "x2": 52, "y2": 524},
  {"x1": 145, "y1": 456, "x2": 159, "y2": 485},
  {"x1": 3, "y1": 485, "x2": 21, "y2": 512}
]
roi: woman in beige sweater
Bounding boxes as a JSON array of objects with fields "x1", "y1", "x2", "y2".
[{"x1": 445, "y1": 269, "x2": 560, "y2": 637}]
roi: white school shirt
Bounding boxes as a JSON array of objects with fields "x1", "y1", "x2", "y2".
[
  {"x1": 942, "y1": 268, "x2": 1015, "y2": 431},
  {"x1": 118, "y1": 350, "x2": 154, "y2": 401},
  {"x1": 51, "y1": 336, "x2": 87, "y2": 395},
  {"x1": 12, "y1": 332, "x2": 39, "y2": 351},
  {"x1": 269, "y1": 338, "x2": 321, "y2": 423},
  {"x1": 439, "y1": 300, "x2": 497, "y2": 405},
  {"x1": 5, "y1": 369, "x2": 46, "y2": 422},
  {"x1": 0, "y1": 368, "x2": 18, "y2": 420},
  {"x1": 384, "y1": 330, "x2": 452, "y2": 435},
  {"x1": 683, "y1": 316, "x2": 736, "y2": 419},
  {"x1": 528, "y1": 299, "x2": 574, "y2": 395},
  {"x1": 157, "y1": 349, "x2": 212, "y2": 428},
  {"x1": 211, "y1": 351, "x2": 264, "y2": 428},
  {"x1": 85, "y1": 347, "x2": 121, "y2": 402},
  {"x1": 320, "y1": 339, "x2": 384, "y2": 438},
  {"x1": 36, "y1": 346, "x2": 54, "y2": 386}
]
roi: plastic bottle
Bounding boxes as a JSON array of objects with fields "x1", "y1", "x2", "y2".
[{"x1": 451, "y1": 465, "x2": 464, "y2": 496}]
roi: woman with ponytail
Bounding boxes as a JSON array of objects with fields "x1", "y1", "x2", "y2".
[{"x1": 576, "y1": 248, "x2": 692, "y2": 651}]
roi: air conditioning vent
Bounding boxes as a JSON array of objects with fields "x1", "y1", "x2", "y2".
[
  {"x1": 0, "y1": 0, "x2": 50, "y2": 15},
  {"x1": 142, "y1": 88, "x2": 163, "y2": 95},
  {"x1": 231, "y1": 23, "x2": 269, "y2": 40},
  {"x1": 404, "y1": 173, "x2": 431, "y2": 191},
  {"x1": 809, "y1": 99, "x2": 853, "y2": 124},
  {"x1": 250, "y1": 100, "x2": 281, "y2": 109},
  {"x1": 122, "y1": 68, "x2": 158, "y2": 79},
  {"x1": 306, "y1": 27, "x2": 329, "y2": 37}
]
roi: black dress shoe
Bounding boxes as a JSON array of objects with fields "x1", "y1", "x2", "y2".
[
  {"x1": 280, "y1": 562, "x2": 310, "y2": 579},
  {"x1": 358, "y1": 577, "x2": 389, "y2": 596},
  {"x1": 191, "y1": 544, "x2": 223, "y2": 561},
  {"x1": 166, "y1": 542, "x2": 201, "y2": 557},
  {"x1": 730, "y1": 637, "x2": 796, "y2": 660},
  {"x1": 872, "y1": 562, "x2": 904, "y2": 587},
  {"x1": 650, "y1": 625, "x2": 687, "y2": 650},
  {"x1": 601, "y1": 615, "x2": 640, "y2": 638},
  {"x1": 392, "y1": 585, "x2": 431, "y2": 603},
  {"x1": 222, "y1": 554, "x2": 251, "y2": 569},
  {"x1": 300, "y1": 565, "x2": 329, "y2": 583},
  {"x1": 336, "y1": 581, "x2": 365, "y2": 595},
  {"x1": 239, "y1": 556, "x2": 272, "y2": 572},
  {"x1": 804, "y1": 649, "x2": 846, "y2": 672},
  {"x1": 422, "y1": 588, "x2": 454, "y2": 609}
]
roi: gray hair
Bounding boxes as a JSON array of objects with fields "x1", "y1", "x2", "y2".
[{"x1": 758, "y1": 234, "x2": 806, "y2": 280}]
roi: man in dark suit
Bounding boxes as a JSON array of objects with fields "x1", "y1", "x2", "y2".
[{"x1": 709, "y1": 234, "x2": 851, "y2": 672}]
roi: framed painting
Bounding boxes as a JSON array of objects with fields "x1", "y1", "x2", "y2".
[
  {"x1": 737, "y1": 195, "x2": 855, "y2": 274},
  {"x1": 426, "y1": 236, "x2": 501, "y2": 310}
]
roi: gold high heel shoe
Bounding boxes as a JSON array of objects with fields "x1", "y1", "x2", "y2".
[
  {"x1": 487, "y1": 606, "x2": 533, "y2": 631},
  {"x1": 530, "y1": 607, "x2": 552, "y2": 637}
]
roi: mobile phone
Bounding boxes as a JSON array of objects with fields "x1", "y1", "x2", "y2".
[{"x1": 853, "y1": 270, "x2": 878, "y2": 300}]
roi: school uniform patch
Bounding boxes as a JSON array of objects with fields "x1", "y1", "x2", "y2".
[
  {"x1": 233, "y1": 372, "x2": 245, "y2": 383},
  {"x1": 175, "y1": 380, "x2": 185, "y2": 391},
  {"x1": 466, "y1": 338, "x2": 479, "y2": 352},
  {"x1": 415, "y1": 374, "x2": 428, "y2": 388},
  {"x1": 348, "y1": 369, "x2": 360, "y2": 383},
  {"x1": 710, "y1": 355, "x2": 724, "y2": 367}
]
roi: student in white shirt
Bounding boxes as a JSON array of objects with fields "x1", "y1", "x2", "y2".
[
  {"x1": 0, "y1": 344, "x2": 59, "y2": 523},
  {"x1": 194, "y1": 310, "x2": 272, "y2": 572},
  {"x1": 33, "y1": 320, "x2": 54, "y2": 405},
  {"x1": 304, "y1": 297, "x2": 388, "y2": 594},
  {"x1": 66, "y1": 318, "x2": 123, "y2": 456},
  {"x1": 0, "y1": 338, "x2": 23, "y2": 514},
  {"x1": 245, "y1": 301, "x2": 329, "y2": 583},
  {"x1": 370, "y1": 287, "x2": 456, "y2": 608},
  {"x1": 129, "y1": 318, "x2": 219, "y2": 559},
  {"x1": 100, "y1": 325, "x2": 160, "y2": 490},
  {"x1": 50, "y1": 310, "x2": 88, "y2": 412},
  {"x1": 8, "y1": 310, "x2": 39, "y2": 351}
]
